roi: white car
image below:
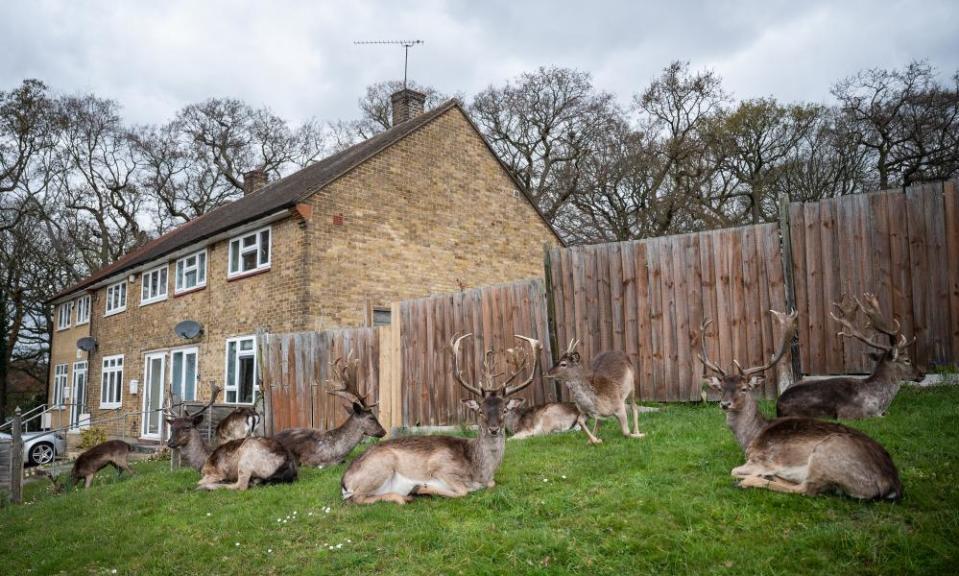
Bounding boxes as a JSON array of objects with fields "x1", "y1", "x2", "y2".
[{"x1": 0, "y1": 430, "x2": 66, "y2": 466}]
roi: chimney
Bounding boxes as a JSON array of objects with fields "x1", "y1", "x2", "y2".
[
  {"x1": 390, "y1": 88, "x2": 426, "y2": 126},
  {"x1": 242, "y1": 169, "x2": 267, "y2": 196}
]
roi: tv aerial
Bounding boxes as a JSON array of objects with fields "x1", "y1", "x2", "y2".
[{"x1": 353, "y1": 39, "x2": 424, "y2": 89}]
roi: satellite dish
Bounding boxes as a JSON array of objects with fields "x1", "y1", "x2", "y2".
[
  {"x1": 174, "y1": 320, "x2": 203, "y2": 340},
  {"x1": 77, "y1": 337, "x2": 97, "y2": 352}
]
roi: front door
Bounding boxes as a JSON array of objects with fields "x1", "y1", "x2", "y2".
[
  {"x1": 70, "y1": 361, "x2": 88, "y2": 430},
  {"x1": 141, "y1": 352, "x2": 166, "y2": 439}
]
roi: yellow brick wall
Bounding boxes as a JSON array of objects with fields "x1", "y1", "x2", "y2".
[{"x1": 46, "y1": 308, "x2": 91, "y2": 431}]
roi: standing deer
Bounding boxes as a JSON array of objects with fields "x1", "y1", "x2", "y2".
[
  {"x1": 506, "y1": 401, "x2": 581, "y2": 439},
  {"x1": 340, "y1": 333, "x2": 541, "y2": 505},
  {"x1": 701, "y1": 311, "x2": 903, "y2": 500},
  {"x1": 777, "y1": 293, "x2": 924, "y2": 419},
  {"x1": 544, "y1": 339, "x2": 643, "y2": 444},
  {"x1": 70, "y1": 440, "x2": 135, "y2": 489},
  {"x1": 274, "y1": 353, "x2": 386, "y2": 467},
  {"x1": 164, "y1": 386, "x2": 220, "y2": 471}
]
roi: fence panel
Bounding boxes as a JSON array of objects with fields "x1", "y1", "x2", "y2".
[{"x1": 396, "y1": 279, "x2": 555, "y2": 427}]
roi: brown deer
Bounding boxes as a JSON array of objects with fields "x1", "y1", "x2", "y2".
[
  {"x1": 215, "y1": 405, "x2": 260, "y2": 446},
  {"x1": 164, "y1": 386, "x2": 220, "y2": 471},
  {"x1": 777, "y1": 293, "x2": 924, "y2": 419},
  {"x1": 544, "y1": 339, "x2": 643, "y2": 444},
  {"x1": 340, "y1": 333, "x2": 541, "y2": 505},
  {"x1": 700, "y1": 312, "x2": 903, "y2": 500},
  {"x1": 770, "y1": 309, "x2": 797, "y2": 394},
  {"x1": 274, "y1": 353, "x2": 387, "y2": 467},
  {"x1": 70, "y1": 440, "x2": 135, "y2": 489},
  {"x1": 506, "y1": 401, "x2": 581, "y2": 439},
  {"x1": 196, "y1": 436, "x2": 297, "y2": 491}
]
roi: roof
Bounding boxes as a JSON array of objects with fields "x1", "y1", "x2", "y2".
[{"x1": 53, "y1": 100, "x2": 562, "y2": 301}]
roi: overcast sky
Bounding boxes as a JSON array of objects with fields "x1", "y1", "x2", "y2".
[{"x1": 2, "y1": 0, "x2": 957, "y2": 125}]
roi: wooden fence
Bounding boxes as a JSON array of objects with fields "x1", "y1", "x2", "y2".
[
  {"x1": 788, "y1": 181, "x2": 959, "y2": 374},
  {"x1": 547, "y1": 224, "x2": 787, "y2": 401}
]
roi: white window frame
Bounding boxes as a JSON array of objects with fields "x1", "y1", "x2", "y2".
[
  {"x1": 140, "y1": 265, "x2": 169, "y2": 306},
  {"x1": 105, "y1": 281, "x2": 127, "y2": 316},
  {"x1": 76, "y1": 295, "x2": 91, "y2": 325},
  {"x1": 224, "y1": 336, "x2": 258, "y2": 405},
  {"x1": 100, "y1": 354, "x2": 124, "y2": 409},
  {"x1": 53, "y1": 364, "x2": 68, "y2": 407},
  {"x1": 171, "y1": 347, "x2": 199, "y2": 402},
  {"x1": 56, "y1": 302, "x2": 73, "y2": 331},
  {"x1": 227, "y1": 226, "x2": 271, "y2": 278},
  {"x1": 174, "y1": 249, "x2": 208, "y2": 294}
]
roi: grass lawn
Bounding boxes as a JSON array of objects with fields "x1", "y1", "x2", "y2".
[{"x1": 2, "y1": 386, "x2": 958, "y2": 575}]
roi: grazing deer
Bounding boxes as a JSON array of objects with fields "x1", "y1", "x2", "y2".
[
  {"x1": 71, "y1": 440, "x2": 135, "y2": 489},
  {"x1": 701, "y1": 311, "x2": 903, "y2": 500},
  {"x1": 506, "y1": 402, "x2": 581, "y2": 439},
  {"x1": 164, "y1": 386, "x2": 220, "y2": 471},
  {"x1": 340, "y1": 333, "x2": 541, "y2": 505},
  {"x1": 777, "y1": 293, "x2": 924, "y2": 419},
  {"x1": 275, "y1": 353, "x2": 386, "y2": 467},
  {"x1": 196, "y1": 436, "x2": 297, "y2": 491},
  {"x1": 544, "y1": 339, "x2": 643, "y2": 444}
]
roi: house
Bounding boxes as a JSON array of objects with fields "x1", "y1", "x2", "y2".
[{"x1": 45, "y1": 89, "x2": 560, "y2": 442}]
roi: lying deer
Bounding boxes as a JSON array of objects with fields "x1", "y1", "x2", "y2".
[
  {"x1": 340, "y1": 333, "x2": 541, "y2": 505},
  {"x1": 215, "y1": 406, "x2": 260, "y2": 446},
  {"x1": 275, "y1": 353, "x2": 386, "y2": 467},
  {"x1": 71, "y1": 439, "x2": 135, "y2": 489},
  {"x1": 506, "y1": 401, "x2": 581, "y2": 439},
  {"x1": 165, "y1": 386, "x2": 220, "y2": 471},
  {"x1": 701, "y1": 311, "x2": 903, "y2": 500},
  {"x1": 196, "y1": 436, "x2": 297, "y2": 491},
  {"x1": 544, "y1": 339, "x2": 643, "y2": 444},
  {"x1": 777, "y1": 293, "x2": 924, "y2": 419}
]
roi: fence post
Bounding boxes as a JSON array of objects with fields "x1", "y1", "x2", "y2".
[
  {"x1": 542, "y1": 243, "x2": 563, "y2": 400},
  {"x1": 10, "y1": 408, "x2": 23, "y2": 505},
  {"x1": 255, "y1": 328, "x2": 273, "y2": 436},
  {"x1": 778, "y1": 195, "x2": 803, "y2": 381}
]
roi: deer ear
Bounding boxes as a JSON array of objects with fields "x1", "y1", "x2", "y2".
[
  {"x1": 351, "y1": 401, "x2": 365, "y2": 414},
  {"x1": 505, "y1": 397, "x2": 527, "y2": 411},
  {"x1": 570, "y1": 352, "x2": 581, "y2": 363},
  {"x1": 747, "y1": 376, "x2": 764, "y2": 390},
  {"x1": 462, "y1": 399, "x2": 481, "y2": 412},
  {"x1": 705, "y1": 377, "x2": 722, "y2": 391},
  {"x1": 191, "y1": 413, "x2": 204, "y2": 426}
]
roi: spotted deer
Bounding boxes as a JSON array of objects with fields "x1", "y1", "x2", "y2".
[
  {"x1": 164, "y1": 386, "x2": 220, "y2": 471},
  {"x1": 544, "y1": 339, "x2": 643, "y2": 444},
  {"x1": 70, "y1": 440, "x2": 135, "y2": 489},
  {"x1": 340, "y1": 333, "x2": 541, "y2": 505},
  {"x1": 701, "y1": 311, "x2": 903, "y2": 500},
  {"x1": 274, "y1": 353, "x2": 387, "y2": 467},
  {"x1": 777, "y1": 293, "x2": 924, "y2": 419},
  {"x1": 506, "y1": 401, "x2": 581, "y2": 439}
]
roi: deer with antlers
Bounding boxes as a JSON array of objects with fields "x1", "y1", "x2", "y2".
[
  {"x1": 164, "y1": 385, "x2": 221, "y2": 471},
  {"x1": 777, "y1": 293, "x2": 924, "y2": 419},
  {"x1": 340, "y1": 333, "x2": 541, "y2": 505},
  {"x1": 701, "y1": 310, "x2": 903, "y2": 500},
  {"x1": 544, "y1": 339, "x2": 643, "y2": 444},
  {"x1": 274, "y1": 352, "x2": 386, "y2": 467}
]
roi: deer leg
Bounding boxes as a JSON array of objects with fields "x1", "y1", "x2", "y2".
[
  {"x1": 414, "y1": 481, "x2": 469, "y2": 499},
  {"x1": 351, "y1": 493, "x2": 413, "y2": 505},
  {"x1": 227, "y1": 471, "x2": 253, "y2": 491},
  {"x1": 615, "y1": 406, "x2": 646, "y2": 439},
  {"x1": 592, "y1": 418, "x2": 601, "y2": 436},
  {"x1": 630, "y1": 398, "x2": 643, "y2": 437},
  {"x1": 84, "y1": 475, "x2": 93, "y2": 489},
  {"x1": 577, "y1": 414, "x2": 602, "y2": 444},
  {"x1": 738, "y1": 475, "x2": 805, "y2": 494}
]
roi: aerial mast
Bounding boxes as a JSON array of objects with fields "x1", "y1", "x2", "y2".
[{"x1": 353, "y1": 39, "x2": 424, "y2": 89}]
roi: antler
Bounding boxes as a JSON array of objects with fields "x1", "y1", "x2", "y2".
[
  {"x1": 856, "y1": 293, "x2": 901, "y2": 339},
  {"x1": 698, "y1": 319, "x2": 726, "y2": 377},
  {"x1": 830, "y1": 294, "x2": 894, "y2": 353},
  {"x1": 502, "y1": 335, "x2": 542, "y2": 397},
  {"x1": 187, "y1": 384, "x2": 220, "y2": 417},
  {"x1": 327, "y1": 351, "x2": 364, "y2": 404},
  {"x1": 565, "y1": 338, "x2": 580, "y2": 356},
  {"x1": 450, "y1": 333, "x2": 483, "y2": 396},
  {"x1": 738, "y1": 309, "x2": 798, "y2": 377}
]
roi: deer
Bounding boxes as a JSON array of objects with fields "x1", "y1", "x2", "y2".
[
  {"x1": 340, "y1": 333, "x2": 541, "y2": 505},
  {"x1": 777, "y1": 293, "x2": 924, "y2": 419},
  {"x1": 544, "y1": 339, "x2": 643, "y2": 444},
  {"x1": 215, "y1": 404, "x2": 260, "y2": 446},
  {"x1": 164, "y1": 386, "x2": 220, "y2": 471},
  {"x1": 700, "y1": 310, "x2": 903, "y2": 500},
  {"x1": 195, "y1": 435, "x2": 297, "y2": 491},
  {"x1": 770, "y1": 308, "x2": 797, "y2": 394},
  {"x1": 70, "y1": 439, "x2": 135, "y2": 489},
  {"x1": 506, "y1": 401, "x2": 581, "y2": 439},
  {"x1": 274, "y1": 353, "x2": 387, "y2": 467}
]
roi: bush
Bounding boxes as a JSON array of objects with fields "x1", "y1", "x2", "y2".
[{"x1": 78, "y1": 427, "x2": 107, "y2": 450}]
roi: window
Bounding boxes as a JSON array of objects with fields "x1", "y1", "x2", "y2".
[
  {"x1": 100, "y1": 355, "x2": 124, "y2": 408},
  {"x1": 76, "y1": 295, "x2": 91, "y2": 325},
  {"x1": 171, "y1": 348, "x2": 199, "y2": 402},
  {"x1": 228, "y1": 227, "x2": 271, "y2": 277},
  {"x1": 56, "y1": 302, "x2": 73, "y2": 330},
  {"x1": 225, "y1": 336, "x2": 257, "y2": 404},
  {"x1": 72, "y1": 361, "x2": 88, "y2": 425},
  {"x1": 372, "y1": 307, "x2": 392, "y2": 327},
  {"x1": 175, "y1": 249, "x2": 207, "y2": 293},
  {"x1": 53, "y1": 364, "x2": 68, "y2": 407},
  {"x1": 140, "y1": 265, "x2": 169, "y2": 305},
  {"x1": 105, "y1": 281, "x2": 127, "y2": 315}
]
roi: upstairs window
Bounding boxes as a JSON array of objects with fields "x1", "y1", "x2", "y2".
[
  {"x1": 225, "y1": 336, "x2": 257, "y2": 404},
  {"x1": 76, "y1": 295, "x2": 91, "y2": 325},
  {"x1": 56, "y1": 302, "x2": 73, "y2": 330},
  {"x1": 140, "y1": 265, "x2": 169, "y2": 305},
  {"x1": 105, "y1": 281, "x2": 127, "y2": 316},
  {"x1": 53, "y1": 364, "x2": 68, "y2": 407},
  {"x1": 175, "y1": 249, "x2": 207, "y2": 293},
  {"x1": 228, "y1": 227, "x2": 271, "y2": 277},
  {"x1": 100, "y1": 355, "x2": 124, "y2": 409}
]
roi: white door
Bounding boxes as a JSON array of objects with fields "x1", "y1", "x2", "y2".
[
  {"x1": 70, "y1": 361, "x2": 88, "y2": 429},
  {"x1": 141, "y1": 353, "x2": 166, "y2": 439}
]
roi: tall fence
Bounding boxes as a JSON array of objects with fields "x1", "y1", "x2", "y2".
[{"x1": 788, "y1": 181, "x2": 959, "y2": 374}]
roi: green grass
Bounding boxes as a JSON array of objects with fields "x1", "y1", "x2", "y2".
[{"x1": 2, "y1": 387, "x2": 958, "y2": 576}]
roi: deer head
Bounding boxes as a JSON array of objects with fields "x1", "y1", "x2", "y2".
[
  {"x1": 164, "y1": 384, "x2": 220, "y2": 449},
  {"x1": 450, "y1": 333, "x2": 542, "y2": 436},
  {"x1": 544, "y1": 338, "x2": 583, "y2": 381},
  {"x1": 830, "y1": 293, "x2": 923, "y2": 381},
  {"x1": 701, "y1": 310, "x2": 798, "y2": 412},
  {"x1": 327, "y1": 351, "x2": 386, "y2": 438}
]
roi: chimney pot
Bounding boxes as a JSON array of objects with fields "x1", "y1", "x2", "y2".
[
  {"x1": 390, "y1": 88, "x2": 426, "y2": 126},
  {"x1": 243, "y1": 169, "x2": 268, "y2": 196}
]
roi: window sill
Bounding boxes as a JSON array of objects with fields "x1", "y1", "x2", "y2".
[
  {"x1": 104, "y1": 308, "x2": 126, "y2": 318},
  {"x1": 76, "y1": 320, "x2": 90, "y2": 326},
  {"x1": 227, "y1": 267, "x2": 271, "y2": 282},
  {"x1": 56, "y1": 326, "x2": 70, "y2": 332},
  {"x1": 139, "y1": 296, "x2": 168, "y2": 308},
  {"x1": 99, "y1": 403, "x2": 122, "y2": 410},
  {"x1": 174, "y1": 284, "x2": 207, "y2": 298}
]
